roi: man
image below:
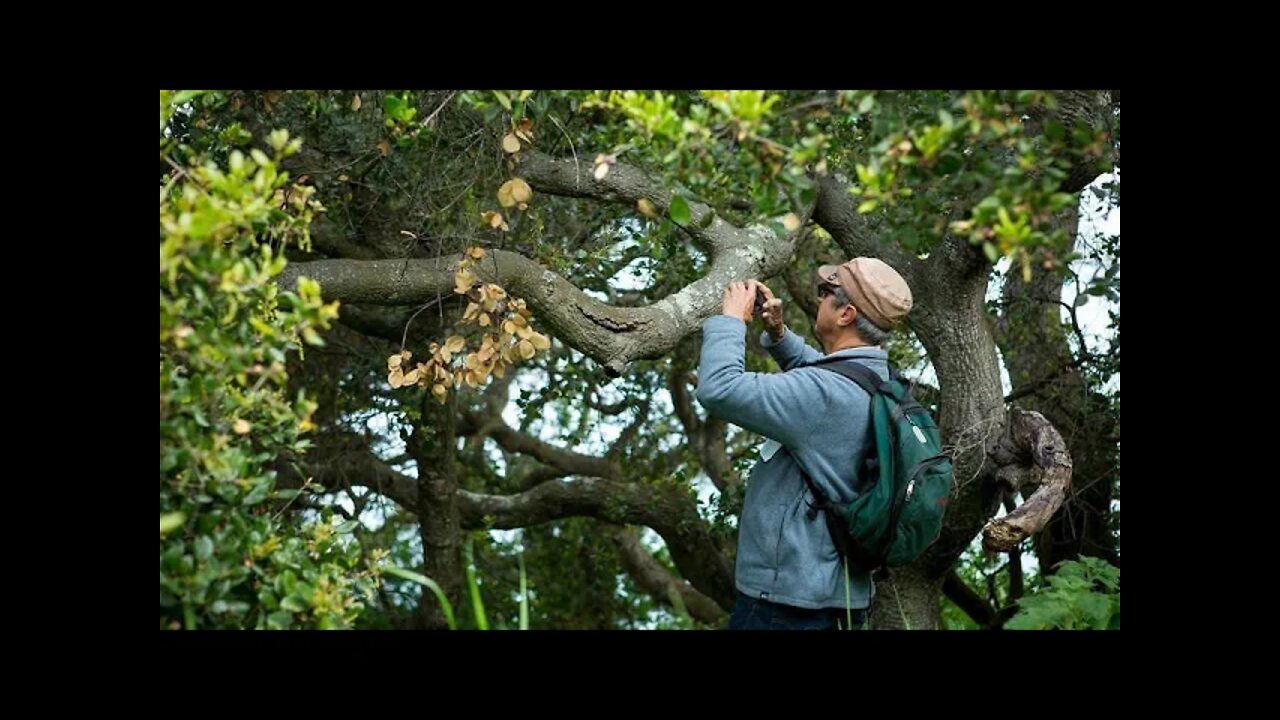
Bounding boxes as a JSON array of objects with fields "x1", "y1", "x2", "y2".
[{"x1": 696, "y1": 257, "x2": 913, "y2": 630}]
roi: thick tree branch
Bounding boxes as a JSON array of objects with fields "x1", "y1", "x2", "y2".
[
  {"x1": 457, "y1": 478, "x2": 734, "y2": 609},
  {"x1": 982, "y1": 408, "x2": 1073, "y2": 552},
  {"x1": 285, "y1": 150, "x2": 804, "y2": 375},
  {"x1": 812, "y1": 173, "x2": 921, "y2": 285}
]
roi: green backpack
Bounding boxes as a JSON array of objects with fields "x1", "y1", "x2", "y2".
[{"x1": 800, "y1": 358, "x2": 954, "y2": 574}]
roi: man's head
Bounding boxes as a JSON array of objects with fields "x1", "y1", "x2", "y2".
[{"x1": 814, "y1": 257, "x2": 912, "y2": 352}]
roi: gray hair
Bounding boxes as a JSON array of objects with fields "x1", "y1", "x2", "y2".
[{"x1": 832, "y1": 286, "x2": 890, "y2": 345}]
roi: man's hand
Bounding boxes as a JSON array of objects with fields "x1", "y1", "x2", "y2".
[
  {"x1": 722, "y1": 280, "x2": 760, "y2": 323},
  {"x1": 757, "y1": 281, "x2": 785, "y2": 340}
]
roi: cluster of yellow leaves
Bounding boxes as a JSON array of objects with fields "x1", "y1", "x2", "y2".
[
  {"x1": 482, "y1": 119, "x2": 537, "y2": 233},
  {"x1": 387, "y1": 246, "x2": 552, "y2": 403}
]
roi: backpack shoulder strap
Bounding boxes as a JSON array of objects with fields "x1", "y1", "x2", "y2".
[{"x1": 807, "y1": 356, "x2": 889, "y2": 397}]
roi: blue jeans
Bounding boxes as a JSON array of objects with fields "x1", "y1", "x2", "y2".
[{"x1": 727, "y1": 592, "x2": 868, "y2": 630}]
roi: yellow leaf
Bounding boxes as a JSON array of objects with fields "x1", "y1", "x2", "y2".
[
  {"x1": 432, "y1": 383, "x2": 448, "y2": 403},
  {"x1": 497, "y1": 181, "x2": 517, "y2": 208},
  {"x1": 479, "y1": 313, "x2": 492, "y2": 327},
  {"x1": 493, "y1": 363, "x2": 506, "y2": 379},
  {"x1": 388, "y1": 370, "x2": 403, "y2": 388},
  {"x1": 502, "y1": 133, "x2": 521, "y2": 154},
  {"x1": 517, "y1": 202, "x2": 528, "y2": 212},
  {"x1": 464, "y1": 353, "x2": 481, "y2": 370},
  {"x1": 454, "y1": 269, "x2": 476, "y2": 295},
  {"x1": 502, "y1": 320, "x2": 517, "y2": 335},
  {"x1": 350, "y1": 94, "x2": 362, "y2": 111},
  {"x1": 637, "y1": 198, "x2": 659, "y2": 219},
  {"x1": 400, "y1": 350, "x2": 412, "y2": 362},
  {"x1": 594, "y1": 162, "x2": 610, "y2": 181},
  {"x1": 518, "y1": 340, "x2": 536, "y2": 359},
  {"x1": 515, "y1": 129, "x2": 533, "y2": 143},
  {"x1": 481, "y1": 211, "x2": 504, "y2": 229},
  {"x1": 453, "y1": 370, "x2": 465, "y2": 387},
  {"x1": 468, "y1": 246, "x2": 486, "y2": 260},
  {"x1": 529, "y1": 332, "x2": 551, "y2": 351},
  {"x1": 377, "y1": 139, "x2": 390, "y2": 156},
  {"x1": 515, "y1": 324, "x2": 534, "y2": 339},
  {"x1": 509, "y1": 178, "x2": 532, "y2": 203},
  {"x1": 463, "y1": 302, "x2": 481, "y2": 321},
  {"x1": 783, "y1": 213, "x2": 802, "y2": 232},
  {"x1": 440, "y1": 348, "x2": 453, "y2": 364},
  {"x1": 445, "y1": 335, "x2": 467, "y2": 353},
  {"x1": 388, "y1": 354, "x2": 403, "y2": 370},
  {"x1": 233, "y1": 419, "x2": 251, "y2": 435},
  {"x1": 401, "y1": 369, "x2": 421, "y2": 385},
  {"x1": 517, "y1": 117, "x2": 534, "y2": 134}
]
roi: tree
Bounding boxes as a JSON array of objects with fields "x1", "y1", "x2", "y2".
[{"x1": 160, "y1": 89, "x2": 1119, "y2": 629}]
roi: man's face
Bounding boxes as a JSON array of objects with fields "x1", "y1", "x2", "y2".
[{"x1": 813, "y1": 283, "x2": 842, "y2": 350}]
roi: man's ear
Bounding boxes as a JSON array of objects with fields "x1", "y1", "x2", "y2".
[{"x1": 837, "y1": 303, "x2": 858, "y2": 328}]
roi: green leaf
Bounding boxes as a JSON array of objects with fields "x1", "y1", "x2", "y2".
[
  {"x1": 242, "y1": 482, "x2": 270, "y2": 506},
  {"x1": 382, "y1": 566, "x2": 457, "y2": 629},
  {"x1": 856, "y1": 200, "x2": 878, "y2": 214},
  {"x1": 669, "y1": 195, "x2": 691, "y2": 226},
  {"x1": 464, "y1": 536, "x2": 489, "y2": 630},
  {"x1": 983, "y1": 242, "x2": 1000, "y2": 264},
  {"x1": 518, "y1": 551, "x2": 530, "y2": 631},
  {"x1": 1078, "y1": 594, "x2": 1111, "y2": 627},
  {"x1": 697, "y1": 208, "x2": 716, "y2": 229},
  {"x1": 160, "y1": 512, "x2": 186, "y2": 536},
  {"x1": 266, "y1": 611, "x2": 294, "y2": 629},
  {"x1": 492, "y1": 91, "x2": 512, "y2": 111},
  {"x1": 335, "y1": 520, "x2": 360, "y2": 534},
  {"x1": 194, "y1": 536, "x2": 214, "y2": 561},
  {"x1": 279, "y1": 595, "x2": 307, "y2": 613},
  {"x1": 858, "y1": 95, "x2": 875, "y2": 114}
]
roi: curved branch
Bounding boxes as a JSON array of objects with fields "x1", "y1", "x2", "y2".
[
  {"x1": 613, "y1": 526, "x2": 727, "y2": 625},
  {"x1": 458, "y1": 478, "x2": 734, "y2": 610},
  {"x1": 284, "y1": 241, "x2": 788, "y2": 376},
  {"x1": 982, "y1": 408, "x2": 1073, "y2": 552},
  {"x1": 283, "y1": 149, "x2": 805, "y2": 375}
]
